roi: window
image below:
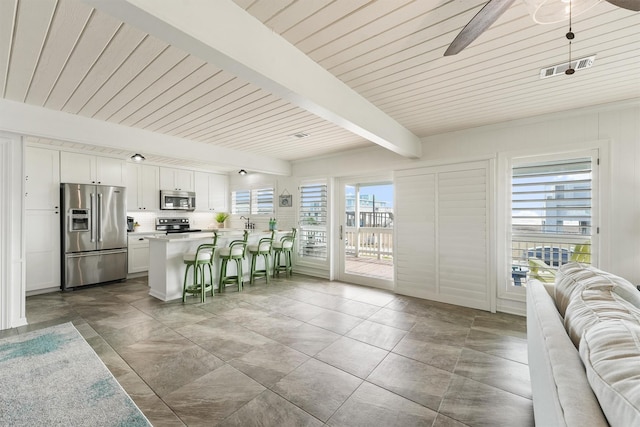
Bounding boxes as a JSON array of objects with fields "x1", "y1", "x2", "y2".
[
  {"x1": 231, "y1": 187, "x2": 273, "y2": 215},
  {"x1": 252, "y1": 188, "x2": 274, "y2": 215},
  {"x1": 299, "y1": 182, "x2": 327, "y2": 260},
  {"x1": 511, "y1": 156, "x2": 593, "y2": 286},
  {"x1": 231, "y1": 190, "x2": 250, "y2": 215}
]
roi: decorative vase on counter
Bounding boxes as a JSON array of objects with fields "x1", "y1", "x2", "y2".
[{"x1": 269, "y1": 218, "x2": 277, "y2": 231}]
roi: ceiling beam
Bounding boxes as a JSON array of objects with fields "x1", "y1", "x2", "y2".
[
  {"x1": 83, "y1": 0, "x2": 422, "y2": 159},
  {"x1": 0, "y1": 99, "x2": 291, "y2": 175}
]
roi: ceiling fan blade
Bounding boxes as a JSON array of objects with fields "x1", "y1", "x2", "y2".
[
  {"x1": 444, "y1": 0, "x2": 517, "y2": 56},
  {"x1": 605, "y1": 0, "x2": 640, "y2": 11}
]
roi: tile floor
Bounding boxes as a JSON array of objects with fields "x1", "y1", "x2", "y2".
[{"x1": 5, "y1": 275, "x2": 534, "y2": 426}]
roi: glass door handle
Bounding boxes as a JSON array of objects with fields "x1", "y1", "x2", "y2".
[{"x1": 339, "y1": 225, "x2": 343, "y2": 240}]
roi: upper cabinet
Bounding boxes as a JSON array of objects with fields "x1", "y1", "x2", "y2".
[
  {"x1": 60, "y1": 152, "x2": 125, "y2": 186},
  {"x1": 194, "y1": 172, "x2": 228, "y2": 212},
  {"x1": 126, "y1": 163, "x2": 160, "y2": 211},
  {"x1": 159, "y1": 167, "x2": 194, "y2": 191},
  {"x1": 25, "y1": 146, "x2": 60, "y2": 210}
]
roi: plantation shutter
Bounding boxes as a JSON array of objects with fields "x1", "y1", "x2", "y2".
[
  {"x1": 231, "y1": 190, "x2": 250, "y2": 214},
  {"x1": 511, "y1": 157, "x2": 592, "y2": 278},
  {"x1": 395, "y1": 160, "x2": 491, "y2": 311},
  {"x1": 252, "y1": 188, "x2": 274, "y2": 215},
  {"x1": 299, "y1": 183, "x2": 327, "y2": 260}
]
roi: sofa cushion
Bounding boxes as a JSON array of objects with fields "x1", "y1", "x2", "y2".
[
  {"x1": 564, "y1": 288, "x2": 640, "y2": 348},
  {"x1": 580, "y1": 320, "x2": 640, "y2": 427},
  {"x1": 527, "y1": 280, "x2": 609, "y2": 427},
  {"x1": 555, "y1": 262, "x2": 637, "y2": 317}
]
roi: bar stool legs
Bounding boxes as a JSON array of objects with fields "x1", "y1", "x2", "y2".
[
  {"x1": 249, "y1": 231, "x2": 274, "y2": 285},
  {"x1": 182, "y1": 235, "x2": 217, "y2": 303},
  {"x1": 272, "y1": 228, "x2": 296, "y2": 278},
  {"x1": 218, "y1": 230, "x2": 249, "y2": 293}
]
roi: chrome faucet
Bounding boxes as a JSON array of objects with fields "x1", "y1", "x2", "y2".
[{"x1": 240, "y1": 216, "x2": 250, "y2": 229}]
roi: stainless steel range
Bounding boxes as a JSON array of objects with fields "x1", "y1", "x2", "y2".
[{"x1": 156, "y1": 217, "x2": 201, "y2": 234}]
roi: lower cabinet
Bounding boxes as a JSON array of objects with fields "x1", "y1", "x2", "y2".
[
  {"x1": 25, "y1": 210, "x2": 60, "y2": 292},
  {"x1": 128, "y1": 235, "x2": 151, "y2": 274}
]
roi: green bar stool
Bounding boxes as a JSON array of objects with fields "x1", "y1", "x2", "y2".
[
  {"x1": 182, "y1": 232, "x2": 218, "y2": 303},
  {"x1": 273, "y1": 228, "x2": 296, "y2": 278},
  {"x1": 248, "y1": 230, "x2": 275, "y2": 285},
  {"x1": 218, "y1": 230, "x2": 249, "y2": 292}
]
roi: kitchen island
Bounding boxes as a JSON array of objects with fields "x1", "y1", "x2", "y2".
[{"x1": 147, "y1": 229, "x2": 281, "y2": 301}]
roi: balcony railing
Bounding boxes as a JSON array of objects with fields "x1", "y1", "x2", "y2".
[{"x1": 344, "y1": 227, "x2": 393, "y2": 260}]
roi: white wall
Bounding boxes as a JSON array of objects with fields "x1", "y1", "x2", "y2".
[{"x1": 292, "y1": 100, "x2": 640, "y2": 315}]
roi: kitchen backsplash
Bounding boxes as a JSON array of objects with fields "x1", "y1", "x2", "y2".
[{"x1": 126, "y1": 211, "x2": 220, "y2": 232}]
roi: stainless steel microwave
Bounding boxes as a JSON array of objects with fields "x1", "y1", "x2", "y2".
[{"x1": 160, "y1": 190, "x2": 196, "y2": 211}]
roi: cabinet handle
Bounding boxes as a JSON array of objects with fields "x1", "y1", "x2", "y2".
[{"x1": 138, "y1": 238, "x2": 144, "y2": 241}]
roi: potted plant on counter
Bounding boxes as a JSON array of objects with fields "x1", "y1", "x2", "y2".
[{"x1": 215, "y1": 212, "x2": 229, "y2": 229}]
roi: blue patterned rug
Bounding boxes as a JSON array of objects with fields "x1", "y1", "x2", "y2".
[{"x1": 0, "y1": 322, "x2": 151, "y2": 426}]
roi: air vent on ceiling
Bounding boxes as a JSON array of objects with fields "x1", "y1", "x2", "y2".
[
  {"x1": 291, "y1": 132, "x2": 310, "y2": 139},
  {"x1": 539, "y1": 55, "x2": 596, "y2": 79}
]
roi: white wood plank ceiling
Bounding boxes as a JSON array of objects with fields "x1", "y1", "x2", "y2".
[{"x1": 1, "y1": 0, "x2": 639, "y2": 170}]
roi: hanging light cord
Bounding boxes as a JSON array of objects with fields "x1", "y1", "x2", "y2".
[{"x1": 566, "y1": 0, "x2": 575, "y2": 75}]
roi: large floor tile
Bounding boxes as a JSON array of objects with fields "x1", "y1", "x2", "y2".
[
  {"x1": 176, "y1": 317, "x2": 275, "y2": 361},
  {"x1": 346, "y1": 320, "x2": 407, "y2": 350},
  {"x1": 118, "y1": 331, "x2": 225, "y2": 397},
  {"x1": 272, "y1": 323, "x2": 341, "y2": 356},
  {"x1": 327, "y1": 381, "x2": 437, "y2": 427},
  {"x1": 315, "y1": 336, "x2": 388, "y2": 379},
  {"x1": 163, "y1": 364, "x2": 265, "y2": 426},
  {"x1": 228, "y1": 342, "x2": 309, "y2": 387},
  {"x1": 218, "y1": 390, "x2": 323, "y2": 427},
  {"x1": 438, "y1": 374, "x2": 534, "y2": 427},
  {"x1": 366, "y1": 307, "x2": 420, "y2": 331},
  {"x1": 272, "y1": 358, "x2": 362, "y2": 422},
  {"x1": 367, "y1": 352, "x2": 452, "y2": 411},
  {"x1": 453, "y1": 348, "x2": 531, "y2": 399},
  {"x1": 465, "y1": 329, "x2": 528, "y2": 365},
  {"x1": 307, "y1": 310, "x2": 364, "y2": 334},
  {"x1": 392, "y1": 333, "x2": 462, "y2": 372}
]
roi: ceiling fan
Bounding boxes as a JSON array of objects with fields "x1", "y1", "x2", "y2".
[{"x1": 444, "y1": 0, "x2": 640, "y2": 56}]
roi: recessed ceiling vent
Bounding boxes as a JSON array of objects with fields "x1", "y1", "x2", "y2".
[
  {"x1": 539, "y1": 55, "x2": 596, "y2": 79},
  {"x1": 291, "y1": 132, "x2": 310, "y2": 139}
]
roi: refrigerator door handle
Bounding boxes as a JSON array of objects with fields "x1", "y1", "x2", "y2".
[
  {"x1": 90, "y1": 192, "x2": 96, "y2": 243},
  {"x1": 98, "y1": 193, "x2": 103, "y2": 242}
]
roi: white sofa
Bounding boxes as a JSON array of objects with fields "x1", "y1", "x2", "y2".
[{"x1": 527, "y1": 262, "x2": 640, "y2": 427}]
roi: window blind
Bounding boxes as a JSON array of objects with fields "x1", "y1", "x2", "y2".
[
  {"x1": 299, "y1": 183, "x2": 327, "y2": 260},
  {"x1": 511, "y1": 157, "x2": 593, "y2": 282},
  {"x1": 252, "y1": 188, "x2": 274, "y2": 215}
]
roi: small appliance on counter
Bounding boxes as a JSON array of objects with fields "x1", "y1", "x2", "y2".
[
  {"x1": 156, "y1": 217, "x2": 201, "y2": 234},
  {"x1": 127, "y1": 216, "x2": 135, "y2": 232},
  {"x1": 61, "y1": 183, "x2": 128, "y2": 290}
]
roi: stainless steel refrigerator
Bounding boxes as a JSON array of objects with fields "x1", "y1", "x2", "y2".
[{"x1": 61, "y1": 183, "x2": 128, "y2": 290}]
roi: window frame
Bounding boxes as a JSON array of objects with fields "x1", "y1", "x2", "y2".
[
  {"x1": 230, "y1": 186, "x2": 274, "y2": 216},
  {"x1": 497, "y1": 144, "x2": 604, "y2": 303}
]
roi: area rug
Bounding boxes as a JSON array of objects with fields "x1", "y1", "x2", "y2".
[{"x1": 0, "y1": 322, "x2": 151, "y2": 426}]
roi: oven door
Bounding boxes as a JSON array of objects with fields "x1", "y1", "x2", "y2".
[{"x1": 160, "y1": 190, "x2": 195, "y2": 211}]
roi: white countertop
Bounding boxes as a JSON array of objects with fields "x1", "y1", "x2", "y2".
[{"x1": 146, "y1": 229, "x2": 279, "y2": 242}]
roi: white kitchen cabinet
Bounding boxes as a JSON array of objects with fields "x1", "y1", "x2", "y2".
[
  {"x1": 128, "y1": 234, "x2": 151, "y2": 273},
  {"x1": 194, "y1": 172, "x2": 228, "y2": 212},
  {"x1": 60, "y1": 152, "x2": 125, "y2": 186},
  {"x1": 159, "y1": 167, "x2": 194, "y2": 191},
  {"x1": 25, "y1": 146, "x2": 60, "y2": 210},
  {"x1": 25, "y1": 146, "x2": 61, "y2": 293},
  {"x1": 25, "y1": 210, "x2": 61, "y2": 292},
  {"x1": 126, "y1": 163, "x2": 159, "y2": 211}
]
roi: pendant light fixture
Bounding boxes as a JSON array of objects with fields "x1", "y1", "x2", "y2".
[
  {"x1": 565, "y1": 0, "x2": 575, "y2": 75},
  {"x1": 238, "y1": 169, "x2": 247, "y2": 175}
]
